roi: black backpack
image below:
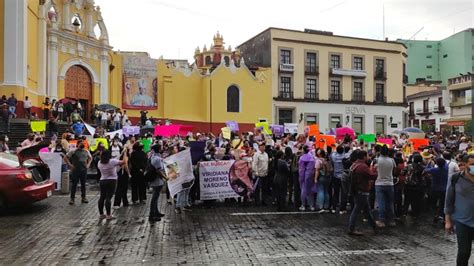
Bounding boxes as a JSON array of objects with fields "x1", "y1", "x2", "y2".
[
  {"x1": 342, "y1": 163, "x2": 362, "y2": 197},
  {"x1": 144, "y1": 158, "x2": 158, "y2": 183}
]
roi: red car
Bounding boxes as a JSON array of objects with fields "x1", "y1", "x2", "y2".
[{"x1": 0, "y1": 141, "x2": 55, "y2": 212}]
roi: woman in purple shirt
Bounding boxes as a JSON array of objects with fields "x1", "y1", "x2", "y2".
[{"x1": 299, "y1": 145, "x2": 316, "y2": 211}]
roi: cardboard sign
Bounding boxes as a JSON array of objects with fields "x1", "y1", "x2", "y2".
[
  {"x1": 226, "y1": 121, "x2": 239, "y2": 132},
  {"x1": 316, "y1": 135, "x2": 336, "y2": 149},
  {"x1": 410, "y1": 138, "x2": 430, "y2": 151},
  {"x1": 377, "y1": 138, "x2": 392, "y2": 147},
  {"x1": 272, "y1": 125, "x2": 284, "y2": 137},
  {"x1": 308, "y1": 124, "x2": 320, "y2": 137},
  {"x1": 255, "y1": 122, "x2": 272, "y2": 135},
  {"x1": 357, "y1": 134, "x2": 376, "y2": 143},
  {"x1": 30, "y1": 121, "x2": 46, "y2": 132},
  {"x1": 284, "y1": 123, "x2": 298, "y2": 134},
  {"x1": 221, "y1": 127, "x2": 232, "y2": 140}
]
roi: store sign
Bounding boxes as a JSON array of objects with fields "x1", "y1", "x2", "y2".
[{"x1": 345, "y1": 106, "x2": 366, "y2": 114}]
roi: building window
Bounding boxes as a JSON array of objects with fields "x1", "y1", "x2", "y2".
[
  {"x1": 278, "y1": 109, "x2": 294, "y2": 125},
  {"x1": 226, "y1": 85, "x2": 239, "y2": 112},
  {"x1": 426, "y1": 65, "x2": 432, "y2": 69},
  {"x1": 427, "y1": 75, "x2": 432, "y2": 79},
  {"x1": 426, "y1": 45, "x2": 432, "y2": 48},
  {"x1": 306, "y1": 114, "x2": 318, "y2": 125},
  {"x1": 280, "y1": 49, "x2": 291, "y2": 64},
  {"x1": 423, "y1": 99, "x2": 429, "y2": 112},
  {"x1": 375, "y1": 59, "x2": 385, "y2": 73},
  {"x1": 305, "y1": 78, "x2": 317, "y2": 100},
  {"x1": 279, "y1": 76, "x2": 292, "y2": 99},
  {"x1": 426, "y1": 55, "x2": 432, "y2": 59},
  {"x1": 330, "y1": 80, "x2": 341, "y2": 101},
  {"x1": 306, "y1": 52, "x2": 317, "y2": 72},
  {"x1": 375, "y1": 83, "x2": 385, "y2": 102},
  {"x1": 205, "y1": 56, "x2": 212, "y2": 65},
  {"x1": 375, "y1": 117, "x2": 385, "y2": 135},
  {"x1": 443, "y1": 54, "x2": 448, "y2": 58},
  {"x1": 353, "y1": 82, "x2": 364, "y2": 101},
  {"x1": 353, "y1": 116, "x2": 364, "y2": 134},
  {"x1": 330, "y1": 54, "x2": 340, "y2": 69},
  {"x1": 329, "y1": 115, "x2": 342, "y2": 129},
  {"x1": 438, "y1": 97, "x2": 444, "y2": 110},
  {"x1": 353, "y1": 57, "x2": 363, "y2": 70},
  {"x1": 409, "y1": 102, "x2": 414, "y2": 115}
]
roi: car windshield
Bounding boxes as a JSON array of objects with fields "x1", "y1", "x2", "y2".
[{"x1": 0, "y1": 153, "x2": 38, "y2": 167}]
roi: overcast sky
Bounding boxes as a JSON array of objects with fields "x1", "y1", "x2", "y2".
[{"x1": 95, "y1": 0, "x2": 473, "y2": 62}]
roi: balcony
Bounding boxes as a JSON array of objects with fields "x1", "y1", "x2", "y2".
[
  {"x1": 375, "y1": 70, "x2": 387, "y2": 80},
  {"x1": 416, "y1": 107, "x2": 432, "y2": 116},
  {"x1": 329, "y1": 93, "x2": 343, "y2": 101},
  {"x1": 305, "y1": 92, "x2": 319, "y2": 101},
  {"x1": 433, "y1": 105, "x2": 446, "y2": 113},
  {"x1": 278, "y1": 91, "x2": 294, "y2": 99},
  {"x1": 374, "y1": 95, "x2": 386, "y2": 103},
  {"x1": 279, "y1": 63, "x2": 294, "y2": 72},
  {"x1": 450, "y1": 98, "x2": 469, "y2": 107},
  {"x1": 352, "y1": 94, "x2": 365, "y2": 102},
  {"x1": 330, "y1": 68, "x2": 367, "y2": 78},
  {"x1": 305, "y1": 65, "x2": 319, "y2": 75}
]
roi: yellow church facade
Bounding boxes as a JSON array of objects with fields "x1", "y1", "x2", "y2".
[{"x1": 0, "y1": 0, "x2": 272, "y2": 133}]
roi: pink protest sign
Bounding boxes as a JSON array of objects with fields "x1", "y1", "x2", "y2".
[
  {"x1": 377, "y1": 138, "x2": 393, "y2": 147},
  {"x1": 154, "y1": 125, "x2": 194, "y2": 137},
  {"x1": 335, "y1": 127, "x2": 355, "y2": 141}
]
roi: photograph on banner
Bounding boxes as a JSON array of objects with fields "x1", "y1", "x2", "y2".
[
  {"x1": 199, "y1": 160, "x2": 253, "y2": 200},
  {"x1": 163, "y1": 149, "x2": 194, "y2": 197},
  {"x1": 122, "y1": 54, "x2": 158, "y2": 109},
  {"x1": 271, "y1": 125, "x2": 284, "y2": 137},
  {"x1": 122, "y1": 126, "x2": 140, "y2": 136},
  {"x1": 284, "y1": 123, "x2": 298, "y2": 134}
]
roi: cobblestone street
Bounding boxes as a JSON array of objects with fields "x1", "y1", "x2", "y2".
[{"x1": 0, "y1": 189, "x2": 469, "y2": 265}]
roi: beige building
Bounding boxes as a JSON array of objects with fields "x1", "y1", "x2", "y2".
[
  {"x1": 239, "y1": 28, "x2": 408, "y2": 135},
  {"x1": 447, "y1": 74, "x2": 473, "y2": 129}
]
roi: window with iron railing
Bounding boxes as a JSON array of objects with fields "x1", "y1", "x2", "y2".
[
  {"x1": 353, "y1": 82, "x2": 364, "y2": 101},
  {"x1": 423, "y1": 99, "x2": 429, "y2": 112},
  {"x1": 279, "y1": 76, "x2": 293, "y2": 99},
  {"x1": 330, "y1": 80, "x2": 341, "y2": 101},
  {"x1": 306, "y1": 53, "x2": 317, "y2": 70},
  {"x1": 375, "y1": 59, "x2": 385, "y2": 73},
  {"x1": 305, "y1": 79, "x2": 318, "y2": 100},
  {"x1": 330, "y1": 54, "x2": 340, "y2": 69},
  {"x1": 375, "y1": 83, "x2": 385, "y2": 102},
  {"x1": 353, "y1": 57, "x2": 363, "y2": 70}
]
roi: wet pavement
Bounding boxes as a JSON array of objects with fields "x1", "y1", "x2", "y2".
[{"x1": 0, "y1": 188, "x2": 469, "y2": 265}]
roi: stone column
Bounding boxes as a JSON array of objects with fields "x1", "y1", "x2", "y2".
[
  {"x1": 3, "y1": 0, "x2": 27, "y2": 87},
  {"x1": 62, "y1": 0, "x2": 72, "y2": 31},
  {"x1": 100, "y1": 51, "x2": 109, "y2": 104},
  {"x1": 47, "y1": 35, "x2": 59, "y2": 98},
  {"x1": 37, "y1": 4, "x2": 47, "y2": 95}
]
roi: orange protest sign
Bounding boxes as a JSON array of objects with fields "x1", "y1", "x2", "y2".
[
  {"x1": 316, "y1": 135, "x2": 336, "y2": 149},
  {"x1": 410, "y1": 138, "x2": 430, "y2": 151},
  {"x1": 308, "y1": 124, "x2": 320, "y2": 137}
]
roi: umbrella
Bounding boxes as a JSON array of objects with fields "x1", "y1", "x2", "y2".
[
  {"x1": 58, "y1": 97, "x2": 76, "y2": 104},
  {"x1": 402, "y1": 127, "x2": 425, "y2": 139},
  {"x1": 97, "y1": 104, "x2": 119, "y2": 112}
]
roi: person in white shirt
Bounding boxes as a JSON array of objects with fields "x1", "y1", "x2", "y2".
[
  {"x1": 252, "y1": 143, "x2": 269, "y2": 205},
  {"x1": 23, "y1": 96, "x2": 32, "y2": 119},
  {"x1": 113, "y1": 111, "x2": 122, "y2": 130},
  {"x1": 443, "y1": 151, "x2": 460, "y2": 182},
  {"x1": 121, "y1": 110, "x2": 129, "y2": 126},
  {"x1": 100, "y1": 111, "x2": 108, "y2": 128}
]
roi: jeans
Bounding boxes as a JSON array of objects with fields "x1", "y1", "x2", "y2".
[
  {"x1": 114, "y1": 121, "x2": 121, "y2": 130},
  {"x1": 70, "y1": 168, "x2": 87, "y2": 200},
  {"x1": 430, "y1": 190, "x2": 446, "y2": 218},
  {"x1": 375, "y1": 185, "x2": 395, "y2": 223},
  {"x1": 292, "y1": 172, "x2": 301, "y2": 207},
  {"x1": 176, "y1": 188, "x2": 190, "y2": 208},
  {"x1": 349, "y1": 193, "x2": 376, "y2": 232},
  {"x1": 300, "y1": 175, "x2": 314, "y2": 208},
  {"x1": 317, "y1": 177, "x2": 330, "y2": 209},
  {"x1": 332, "y1": 178, "x2": 347, "y2": 211},
  {"x1": 253, "y1": 175, "x2": 269, "y2": 205},
  {"x1": 8, "y1": 106, "x2": 16, "y2": 118},
  {"x1": 455, "y1": 222, "x2": 473, "y2": 266},
  {"x1": 98, "y1": 179, "x2": 116, "y2": 215},
  {"x1": 149, "y1": 186, "x2": 163, "y2": 218}
]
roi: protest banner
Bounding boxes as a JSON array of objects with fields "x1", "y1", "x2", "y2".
[
  {"x1": 122, "y1": 54, "x2": 157, "y2": 110},
  {"x1": 255, "y1": 122, "x2": 272, "y2": 135},
  {"x1": 336, "y1": 127, "x2": 355, "y2": 141},
  {"x1": 90, "y1": 138, "x2": 109, "y2": 152},
  {"x1": 377, "y1": 138, "x2": 392, "y2": 147},
  {"x1": 357, "y1": 134, "x2": 376, "y2": 143},
  {"x1": 410, "y1": 138, "x2": 430, "y2": 151},
  {"x1": 308, "y1": 124, "x2": 320, "y2": 137},
  {"x1": 84, "y1": 123, "x2": 96, "y2": 136},
  {"x1": 30, "y1": 121, "x2": 46, "y2": 132},
  {"x1": 122, "y1": 126, "x2": 140, "y2": 136},
  {"x1": 106, "y1": 129, "x2": 123, "y2": 139},
  {"x1": 272, "y1": 125, "x2": 284, "y2": 137},
  {"x1": 164, "y1": 149, "x2": 194, "y2": 197},
  {"x1": 39, "y1": 152, "x2": 62, "y2": 191},
  {"x1": 140, "y1": 138, "x2": 152, "y2": 153},
  {"x1": 154, "y1": 125, "x2": 193, "y2": 137},
  {"x1": 199, "y1": 160, "x2": 254, "y2": 200},
  {"x1": 226, "y1": 121, "x2": 239, "y2": 132},
  {"x1": 189, "y1": 141, "x2": 206, "y2": 165},
  {"x1": 221, "y1": 127, "x2": 231, "y2": 140},
  {"x1": 316, "y1": 135, "x2": 336, "y2": 149},
  {"x1": 284, "y1": 123, "x2": 298, "y2": 134}
]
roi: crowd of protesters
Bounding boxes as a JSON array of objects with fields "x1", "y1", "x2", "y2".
[{"x1": 0, "y1": 102, "x2": 473, "y2": 264}]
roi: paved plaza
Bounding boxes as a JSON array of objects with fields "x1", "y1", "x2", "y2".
[{"x1": 0, "y1": 187, "x2": 469, "y2": 265}]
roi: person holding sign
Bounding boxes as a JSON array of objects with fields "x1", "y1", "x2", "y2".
[{"x1": 64, "y1": 140, "x2": 92, "y2": 205}]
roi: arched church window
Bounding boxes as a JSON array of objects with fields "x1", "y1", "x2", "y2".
[
  {"x1": 224, "y1": 56, "x2": 230, "y2": 66},
  {"x1": 94, "y1": 24, "x2": 101, "y2": 40},
  {"x1": 227, "y1": 85, "x2": 240, "y2": 113}
]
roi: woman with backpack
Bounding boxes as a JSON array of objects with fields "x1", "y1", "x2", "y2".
[{"x1": 403, "y1": 153, "x2": 426, "y2": 218}]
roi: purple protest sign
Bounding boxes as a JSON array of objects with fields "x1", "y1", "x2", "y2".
[
  {"x1": 226, "y1": 121, "x2": 239, "y2": 132},
  {"x1": 122, "y1": 126, "x2": 140, "y2": 136},
  {"x1": 272, "y1": 125, "x2": 284, "y2": 137}
]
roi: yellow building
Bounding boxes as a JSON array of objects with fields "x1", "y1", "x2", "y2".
[
  {"x1": 0, "y1": 0, "x2": 271, "y2": 133},
  {"x1": 239, "y1": 28, "x2": 408, "y2": 135}
]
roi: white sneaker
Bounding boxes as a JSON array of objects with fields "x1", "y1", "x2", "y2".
[
  {"x1": 113, "y1": 206, "x2": 121, "y2": 210},
  {"x1": 310, "y1": 207, "x2": 316, "y2": 211},
  {"x1": 299, "y1": 206, "x2": 306, "y2": 211}
]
